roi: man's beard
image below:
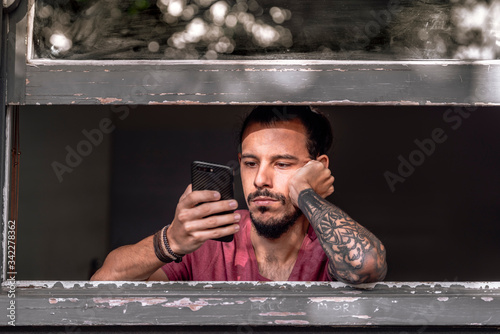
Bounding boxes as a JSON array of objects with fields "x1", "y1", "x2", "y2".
[{"x1": 248, "y1": 189, "x2": 303, "y2": 240}]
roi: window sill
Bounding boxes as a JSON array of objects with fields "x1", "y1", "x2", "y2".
[{"x1": 1, "y1": 281, "x2": 499, "y2": 326}]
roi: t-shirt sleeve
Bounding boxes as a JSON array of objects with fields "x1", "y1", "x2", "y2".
[
  {"x1": 159, "y1": 239, "x2": 222, "y2": 281},
  {"x1": 161, "y1": 257, "x2": 192, "y2": 281}
]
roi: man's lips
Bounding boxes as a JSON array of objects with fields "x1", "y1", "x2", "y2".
[{"x1": 251, "y1": 197, "x2": 279, "y2": 205}]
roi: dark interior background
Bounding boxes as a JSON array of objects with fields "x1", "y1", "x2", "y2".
[{"x1": 18, "y1": 105, "x2": 500, "y2": 281}]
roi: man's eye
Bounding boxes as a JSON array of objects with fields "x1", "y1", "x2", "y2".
[
  {"x1": 276, "y1": 162, "x2": 291, "y2": 168},
  {"x1": 244, "y1": 161, "x2": 257, "y2": 167}
]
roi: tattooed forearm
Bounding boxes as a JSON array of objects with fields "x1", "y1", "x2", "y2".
[{"x1": 298, "y1": 188, "x2": 387, "y2": 284}]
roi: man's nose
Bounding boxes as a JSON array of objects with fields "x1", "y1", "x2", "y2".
[{"x1": 254, "y1": 165, "x2": 273, "y2": 188}]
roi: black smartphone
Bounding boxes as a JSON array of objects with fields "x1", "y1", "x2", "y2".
[{"x1": 191, "y1": 161, "x2": 235, "y2": 242}]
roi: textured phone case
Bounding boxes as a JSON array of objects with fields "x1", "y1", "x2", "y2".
[{"x1": 191, "y1": 161, "x2": 234, "y2": 242}]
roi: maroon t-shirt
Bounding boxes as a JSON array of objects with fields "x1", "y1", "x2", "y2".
[{"x1": 162, "y1": 210, "x2": 331, "y2": 281}]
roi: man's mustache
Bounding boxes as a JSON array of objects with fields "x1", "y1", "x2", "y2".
[{"x1": 247, "y1": 189, "x2": 286, "y2": 205}]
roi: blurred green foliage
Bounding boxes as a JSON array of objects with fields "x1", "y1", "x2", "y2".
[{"x1": 128, "y1": 0, "x2": 152, "y2": 15}]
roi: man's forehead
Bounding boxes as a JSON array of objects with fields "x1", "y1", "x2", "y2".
[
  {"x1": 241, "y1": 119, "x2": 309, "y2": 155},
  {"x1": 241, "y1": 119, "x2": 307, "y2": 140}
]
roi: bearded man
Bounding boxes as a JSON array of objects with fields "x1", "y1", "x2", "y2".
[{"x1": 92, "y1": 106, "x2": 387, "y2": 283}]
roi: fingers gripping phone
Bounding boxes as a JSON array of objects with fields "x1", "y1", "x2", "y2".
[{"x1": 191, "y1": 161, "x2": 235, "y2": 242}]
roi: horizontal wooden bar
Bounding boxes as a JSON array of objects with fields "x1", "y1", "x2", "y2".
[
  {"x1": 1, "y1": 281, "x2": 499, "y2": 327},
  {"x1": 22, "y1": 60, "x2": 500, "y2": 106}
]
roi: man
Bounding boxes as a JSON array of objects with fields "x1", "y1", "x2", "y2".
[{"x1": 92, "y1": 106, "x2": 387, "y2": 283}]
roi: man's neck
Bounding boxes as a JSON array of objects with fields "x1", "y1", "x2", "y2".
[{"x1": 250, "y1": 215, "x2": 309, "y2": 281}]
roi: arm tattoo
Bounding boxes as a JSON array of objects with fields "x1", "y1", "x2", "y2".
[{"x1": 298, "y1": 188, "x2": 387, "y2": 284}]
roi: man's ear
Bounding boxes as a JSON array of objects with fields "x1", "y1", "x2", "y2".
[
  {"x1": 316, "y1": 154, "x2": 329, "y2": 168},
  {"x1": 238, "y1": 153, "x2": 242, "y2": 163}
]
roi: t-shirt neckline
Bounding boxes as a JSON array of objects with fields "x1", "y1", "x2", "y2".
[{"x1": 244, "y1": 213, "x2": 314, "y2": 281}]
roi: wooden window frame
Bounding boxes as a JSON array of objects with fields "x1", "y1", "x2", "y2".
[{"x1": 1, "y1": 0, "x2": 500, "y2": 331}]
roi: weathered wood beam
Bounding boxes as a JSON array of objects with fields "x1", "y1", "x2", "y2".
[
  {"x1": 23, "y1": 60, "x2": 500, "y2": 106},
  {"x1": 1, "y1": 281, "x2": 499, "y2": 327}
]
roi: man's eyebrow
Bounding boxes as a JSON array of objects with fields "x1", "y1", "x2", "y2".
[
  {"x1": 271, "y1": 154, "x2": 299, "y2": 161},
  {"x1": 240, "y1": 154, "x2": 299, "y2": 161},
  {"x1": 240, "y1": 154, "x2": 258, "y2": 159}
]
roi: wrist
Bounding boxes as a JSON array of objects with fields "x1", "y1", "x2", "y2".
[
  {"x1": 165, "y1": 224, "x2": 184, "y2": 256},
  {"x1": 162, "y1": 224, "x2": 184, "y2": 263},
  {"x1": 290, "y1": 181, "x2": 311, "y2": 207},
  {"x1": 294, "y1": 181, "x2": 312, "y2": 193},
  {"x1": 152, "y1": 228, "x2": 174, "y2": 263},
  {"x1": 152, "y1": 225, "x2": 184, "y2": 263}
]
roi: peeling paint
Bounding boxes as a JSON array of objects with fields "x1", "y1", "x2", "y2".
[
  {"x1": 259, "y1": 312, "x2": 306, "y2": 316},
  {"x1": 161, "y1": 297, "x2": 207, "y2": 311},
  {"x1": 49, "y1": 298, "x2": 79, "y2": 304},
  {"x1": 9, "y1": 280, "x2": 500, "y2": 291},
  {"x1": 4, "y1": 279, "x2": 500, "y2": 326},
  {"x1": 376, "y1": 282, "x2": 500, "y2": 290},
  {"x1": 352, "y1": 315, "x2": 371, "y2": 319},
  {"x1": 398, "y1": 100, "x2": 420, "y2": 105},
  {"x1": 245, "y1": 68, "x2": 277, "y2": 72},
  {"x1": 308, "y1": 297, "x2": 360, "y2": 303},
  {"x1": 94, "y1": 297, "x2": 167, "y2": 307},
  {"x1": 96, "y1": 97, "x2": 122, "y2": 104},
  {"x1": 275, "y1": 320, "x2": 310, "y2": 325},
  {"x1": 299, "y1": 68, "x2": 322, "y2": 72},
  {"x1": 241, "y1": 67, "x2": 322, "y2": 72}
]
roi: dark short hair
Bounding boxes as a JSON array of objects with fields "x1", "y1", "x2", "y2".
[{"x1": 239, "y1": 106, "x2": 333, "y2": 158}]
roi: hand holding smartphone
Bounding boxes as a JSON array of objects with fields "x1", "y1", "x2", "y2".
[{"x1": 191, "y1": 161, "x2": 235, "y2": 242}]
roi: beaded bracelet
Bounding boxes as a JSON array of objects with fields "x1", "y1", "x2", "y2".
[
  {"x1": 153, "y1": 228, "x2": 173, "y2": 263},
  {"x1": 162, "y1": 224, "x2": 184, "y2": 263}
]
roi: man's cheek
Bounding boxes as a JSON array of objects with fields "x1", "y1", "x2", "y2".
[
  {"x1": 239, "y1": 170, "x2": 250, "y2": 187},
  {"x1": 277, "y1": 178, "x2": 290, "y2": 196},
  {"x1": 240, "y1": 174, "x2": 253, "y2": 204}
]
